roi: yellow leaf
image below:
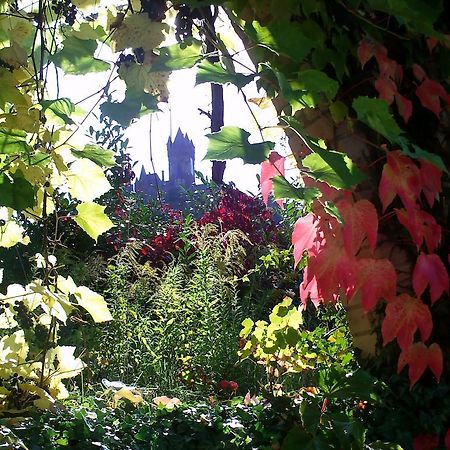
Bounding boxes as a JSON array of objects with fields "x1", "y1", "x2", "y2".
[
  {"x1": 20, "y1": 384, "x2": 56, "y2": 410},
  {"x1": 114, "y1": 387, "x2": 144, "y2": 406},
  {"x1": 0, "y1": 330, "x2": 29, "y2": 365},
  {"x1": 74, "y1": 286, "x2": 113, "y2": 322}
]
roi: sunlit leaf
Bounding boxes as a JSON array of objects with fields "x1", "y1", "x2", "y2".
[
  {"x1": 74, "y1": 202, "x2": 114, "y2": 242},
  {"x1": 196, "y1": 60, "x2": 254, "y2": 88},
  {"x1": 0, "y1": 128, "x2": 32, "y2": 154},
  {"x1": 151, "y1": 39, "x2": 203, "y2": 71},
  {"x1": 41, "y1": 98, "x2": 75, "y2": 125},
  {"x1": 0, "y1": 171, "x2": 35, "y2": 211},
  {"x1": 272, "y1": 176, "x2": 320, "y2": 203},
  {"x1": 74, "y1": 285, "x2": 113, "y2": 322},
  {"x1": 71, "y1": 144, "x2": 116, "y2": 168}
]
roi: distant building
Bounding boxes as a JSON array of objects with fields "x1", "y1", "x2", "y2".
[{"x1": 134, "y1": 128, "x2": 198, "y2": 202}]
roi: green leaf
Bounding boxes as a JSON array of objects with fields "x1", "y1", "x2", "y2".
[
  {"x1": 298, "y1": 69, "x2": 338, "y2": 101},
  {"x1": 368, "y1": 442, "x2": 404, "y2": 450},
  {"x1": 0, "y1": 171, "x2": 35, "y2": 211},
  {"x1": 72, "y1": 144, "x2": 116, "y2": 168},
  {"x1": 300, "y1": 400, "x2": 321, "y2": 432},
  {"x1": 196, "y1": 60, "x2": 254, "y2": 88},
  {"x1": 323, "y1": 202, "x2": 344, "y2": 223},
  {"x1": 74, "y1": 202, "x2": 114, "y2": 242},
  {"x1": 329, "y1": 101, "x2": 349, "y2": 124},
  {"x1": 150, "y1": 39, "x2": 203, "y2": 71},
  {"x1": 68, "y1": 158, "x2": 112, "y2": 202},
  {"x1": 303, "y1": 147, "x2": 366, "y2": 189},
  {"x1": 272, "y1": 176, "x2": 321, "y2": 202},
  {"x1": 74, "y1": 285, "x2": 113, "y2": 322},
  {"x1": 41, "y1": 98, "x2": 75, "y2": 125},
  {"x1": 205, "y1": 127, "x2": 274, "y2": 164},
  {"x1": 0, "y1": 128, "x2": 32, "y2": 154},
  {"x1": 250, "y1": 20, "x2": 317, "y2": 63},
  {"x1": 397, "y1": 137, "x2": 448, "y2": 174},
  {"x1": 352, "y1": 97, "x2": 403, "y2": 143},
  {"x1": 51, "y1": 36, "x2": 110, "y2": 75}
]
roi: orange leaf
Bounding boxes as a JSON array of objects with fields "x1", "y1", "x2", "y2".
[
  {"x1": 379, "y1": 151, "x2": 421, "y2": 212},
  {"x1": 261, "y1": 151, "x2": 285, "y2": 206},
  {"x1": 337, "y1": 198, "x2": 378, "y2": 256},
  {"x1": 347, "y1": 258, "x2": 397, "y2": 311},
  {"x1": 382, "y1": 294, "x2": 432, "y2": 350},
  {"x1": 413, "y1": 253, "x2": 449, "y2": 304}
]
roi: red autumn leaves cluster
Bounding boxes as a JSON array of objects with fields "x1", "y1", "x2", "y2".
[
  {"x1": 357, "y1": 39, "x2": 450, "y2": 122},
  {"x1": 261, "y1": 147, "x2": 448, "y2": 387}
]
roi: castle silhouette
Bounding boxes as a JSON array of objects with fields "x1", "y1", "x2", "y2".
[{"x1": 134, "y1": 128, "x2": 196, "y2": 200}]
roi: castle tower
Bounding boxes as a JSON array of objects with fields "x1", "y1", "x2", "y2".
[{"x1": 167, "y1": 128, "x2": 195, "y2": 186}]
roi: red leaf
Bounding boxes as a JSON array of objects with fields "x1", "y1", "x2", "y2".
[
  {"x1": 413, "y1": 253, "x2": 449, "y2": 303},
  {"x1": 382, "y1": 294, "x2": 432, "y2": 350},
  {"x1": 426, "y1": 37, "x2": 439, "y2": 53},
  {"x1": 419, "y1": 159, "x2": 442, "y2": 208},
  {"x1": 348, "y1": 258, "x2": 397, "y2": 311},
  {"x1": 292, "y1": 213, "x2": 320, "y2": 267},
  {"x1": 396, "y1": 208, "x2": 441, "y2": 253},
  {"x1": 413, "y1": 434, "x2": 439, "y2": 450},
  {"x1": 357, "y1": 39, "x2": 376, "y2": 68},
  {"x1": 412, "y1": 64, "x2": 427, "y2": 82},
  {"x1": 428, "y1": 343, "x2": 443, "y2": 382},
  {"x1": 379, "y1": 151, "x2": 421, "y2": 211},
  {"x1": 375, "y1": 76, "x2": 397, "y2": 104},
  {"x1": 395, "y1": 92, "x2": 413, "y2": 123},
  {"x1": 299, "y1": 268, "x2": 322, "y2": 308},
  {"x1": 416, "y1": 79, "x2": 450, "y2": 118},
  {"x1": 261, "y1": 151, "x2": 285, "y2": 206},
  {"x1": 337, "y1": 198, "x2": 378, "y2": 255},
  {"x1": 376, "y1": 49, "x2": 402, "y2": 81}
]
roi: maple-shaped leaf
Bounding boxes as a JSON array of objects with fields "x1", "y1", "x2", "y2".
[
  {"x1": 413, "y1": 253, "x2": 449, "y2": 303},
  {"x1": 379, "y1": 151, "x2": 421, "y2": 211},
  {"x1": 413, "y1": 434, "x2": 439, "y2": 450},
  {"x1": 382, "y1": 294, "x2": 432, "y2": 350},
  {"x1": 396, "y1": 208, "x2": 441, "y2": 253},
  {"x1": 357, "y1": 39, "x2": 376, "y2": 68},
  {"x1": 337, "y1": 198, "x2": 378, "y2": 256},
  {"x1": 292, "y1": 213, "x2": 320, "y2": 267},
  {"x1": 261, "y1": 151, "x2": 285, "y2": 207},
  {"x1": 346, "y1": 258, "x2": 397, "y2": 311},
  {"x1": 395, "y1": 92, "x2": 413, "y2": 123},
  {"x1": 419, "y1": 159, "x2": 442, "y2": 208},
  {"x1": 416, "y1": 78, "x2": 450, "y2": 119},
  {"x1": 398, "y1": 342, "x2": 443, "y2": 388},
  {"x1": 375, "y1": 76, "x2": 397, "y2": 104}
]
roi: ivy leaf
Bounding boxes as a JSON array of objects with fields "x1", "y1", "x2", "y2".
[
  {"x1": 74, "y1": 285, "x2": 113, "y2": 323},
  {"x1": 302, "y1": 147, "x2": 366, "y2": 189},
  {"x1": 352, "y1": 96, "x2": 403, "y2": 143},
  {"x1": 40, "y1": 98, "x2": 75, "y2": 125},
  {"x1": 71, "y1": 144, "x2": 116, "y2": 168},
  {"x1": 378, "y1": 151, "x2": 421, "y2": 211},
  {"x1": 196, "y1": 60, "x2": 254, "y2": 88},
  {"x1": 205, "y1": 127, "x2": 274, "y2": 164},
  {"x1": 51, "y1": 36, "x2": 109, "y2": 75},
  {"x1": 150, "y1": 39, "x2": 203, "y2": 71},
  {"x1": 67, "y1": 158, "x2": 112, "y2": 202},
  {"x1": 412, "y1": 253, "x2": 449, "y2": 304},
  {"x1": 382, "y1": 294, "x2": 432, "y2": 350},
  {"x1": 398, "y1": 342, "x2": 443, "y2": 388},
  {"x1": 74, "y1": 202, "x2": 114, "y2": 242},
  {"x1": 272, "y1": 176, "x2": 320, "y2": 204},
  {"x1": 260, "y1": 151, "x2": 285, "y2": 206},
  {"x1": 0, "y1": 171, "x2": 35, "y2": 211},
  {"x1": 0, "y1": 128, "x2": 32, "y2": 155},
  {"x1": 337, "y1": 198, "x2": 378, "y2": 256}
]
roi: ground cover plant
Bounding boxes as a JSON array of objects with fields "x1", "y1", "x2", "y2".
[{"x1": 0, "y1": 0, "x2": 449, "y2": 449}]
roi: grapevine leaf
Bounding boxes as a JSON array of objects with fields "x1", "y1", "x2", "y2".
[
  {"x1": 74, "y1": 286, "x2": 113, "y2": 323},
  {"x1": 0, "y1": 128, "x2": 32, "y2": 154},
  {"x1": 352, "y1": 96, "x2": 403, "y2": 143},
  {"x1": 337, "y1": 198, "x2": 378, "y2": 256},
  {"x1": 205, "y1": 127, "x2": 274, "y2": 164},
  {"x1": 260, "y1": 151, "x2": 285, "y2": 206},
  {"x1": 74, "y1": 202, "x2": 114, "y2": 242},
  {"x1": 412, "y1": 253, "x2": 449, "y2": 304},
  {"x1": 302, "y1": 147, "x2": 366, "y2": 189},
  {"x1": 272, "y1": 177, "x2": 320, "y2": 203},
  {"x1": 68, "y1": 158, "x2": 112, "y2": 202},
  {"x1": 71, "y1": 144, "x2": 116, "y2": 168},
  {"x1": 51, "y1": 36, "x2": 109, "y2": 75},
  {"x1": 40, "y1": 98, "x2": 75, "y2": 125},
  {"x1": 196, "y1": 60, "x2": 254, "y2": 88},
  {"x1": 150, "y1": 39, "x2": 203, "y2": 71},
  {"x1": 382, "y1": 294, "x2": 432, "y2": 350},
  {"x1": 298, "y1": 69, "x2": 339, "y2": 101},
  {"x1": 0, "y1": 171, "x2": 35, "y2": 211},
  {"x1": 378, "y1": 151, "x2": 421, "y2": 211},
  {"x1": 0, "y1": 207, "x2": 30, "y2": 248}
]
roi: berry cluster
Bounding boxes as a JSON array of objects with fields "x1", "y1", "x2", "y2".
[
  {"x1": 12, "y1": 301, "x2": 33, "y2": 329},
  {"x1": 51, "y1": 0, "x2": 77, "y2": 25},
  {"x1": 140, "y1": 0, "x2": 167, "y2": 21},
  {"x1": 174, "y1": 4, "x2": 202, "y2": 42}
]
